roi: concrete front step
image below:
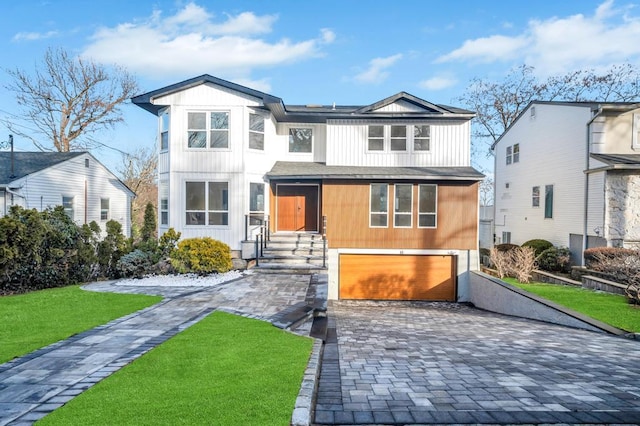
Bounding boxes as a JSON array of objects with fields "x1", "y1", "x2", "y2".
[
  {"x1": 254, "y1": 263, "x2": 326, "y2": 274},
  {"x1": 263, "y1": 247, "x2": 322, "y2": 256},
  {"x1": 259, "y1": 254, "x2": 325, "y2": 265}
]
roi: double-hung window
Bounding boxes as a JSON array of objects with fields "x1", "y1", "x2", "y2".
[
  {"x1": 249, "y1": 113, "x2": 264, "y2": 150},
  {"x1": 100, "y1": 198, "x2": 109, "y2": 221},
  {"x1": 368, "y1": 125, "x2": 384, "y2": 151},
  {"x1": 390, "y1": 125, "x2": 407, "y2": 151},
  {"x1": 185, "y1": 181, "x2": 229, "y2": 226},
  {"x1": 160, "y1": 110, "x2": 169, "y2": 151},
  {"x1": 513, "y1": 143, "x2": 520, "y2": 163},
  {"x1": 289, "y1": 128, "x2": 312, "y2": 153},
  {"x1": 506, "y1": 146, "x2": 513, "y2": 165},
  {"x1": 62, "y1": 196, "x2": 74, "y2": 220},
  {"x1": 369, "y1": 183, "x2": 388, "y2": 227},
  {"x1": 187, "y1": 112, "x2": 229, "y2": 148},
  {"x1": 414, "y1": 125, "x2": 430, "y2": 151},
  {"x1": 532, "y1": 186, "x2": 540, "y2": 207},
  {"x1": 418, "y1": 184, "x2": 437, "y2": 228},
  {"x1": 394, "y1": 184, "x2": 412, "y2": 227}
]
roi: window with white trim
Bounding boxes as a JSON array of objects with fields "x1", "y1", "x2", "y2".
[
  {"x1": 62, "y1": 196, "x2": 74, "y2": 220},
  {"x1": 367, "y1": 124, "x2": 429, "y2": 152},
  {"x1": 413, "y1": 125, "x2": 430, "y2": 151},
  {"x1": 249, "y1": 113, "x2": 264, "y2": 150},
  {"x1": 544, "y1": 184, "x2": 554, "y2": 219},
  {"x1": 185, "y1": 181, "x2": 228, "y2": 226},
  {"x1": 502, "y1": 231, "x2": 511, "y2": 244},
  {"x1": 513, "y1": 143, "x2": 520, "y2": 163},
  {"x1": 390, "y1": 125, "x2": 407, "y2": 151},
  {"x1": 394, "y1": 184, "x2": 412, "y2": 227},
  {"x1": 368, "y1": 125, "x2": 384, "y2": 151},
  {"x1": 532, "y1": 186, "x2": 540, "y2": 207},
  {"x1": 249, "y1": 182, "x2": 265, "y2": 224},
  {"x1": 100, "y1": 198, "x2": 109, "y2": 221},
  {"x1": 187, "y1": 111, "x2": 229, "y2": 148},
  {"x1": 289, "y1": 128, "x2": 312, "y2": 153},
  {"x1": 160, "y1": 110, "x2": 169, "y2": 151},
  {"x1": 418, "y1": 184, "x2": 437, "y2": 228},
  {"x1": 160, "y1": 198, "x2": 168, "y2": 225},
  {"x1": 369, "y1": 183, "x2": 388, "y2": 227},
  {"x1": 506, "y1": 145, "x2": 513, "y2": 165}
]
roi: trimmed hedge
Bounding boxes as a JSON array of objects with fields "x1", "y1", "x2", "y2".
[
  {"x1": 495, "y1": 243, "x2": 519, "y2": 252},
  {"x1": 537, "y1": 246, "x2": 571, "y2": 272},
  {"x1": 170, "y1": 237, "x2": 233, "y2": 274},
  {"x1": 584, "y1": 247, "x2": 637, "y2": 268},
  {"x1": 521, "y1": 239, "x2": 553, "y2": 257}
]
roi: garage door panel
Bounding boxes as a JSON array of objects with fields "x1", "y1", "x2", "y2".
[{"x1": 339, "y1": 254, "x2": 455, "y2": 301}]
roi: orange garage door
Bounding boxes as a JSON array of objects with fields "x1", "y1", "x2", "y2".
[{"x1": 339, "y1": 254, "x2": 456, "y2": 301}]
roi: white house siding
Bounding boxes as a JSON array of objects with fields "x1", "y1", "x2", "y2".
[
  {"x1": 494, "y1": 104, "x2": 593, "y2": 248},
  {"x1": 325, "y1": 120, "x2": 470, "y2": 167},
  {"x1": 373, "y1": 100, "x2": 428, "y2": 113},
  {"x1": 6, "y1": 154, "x2": 132, "y2": 236},
  {"x1": 0, "y1": 190, "x2": 5, "y2": 216}
]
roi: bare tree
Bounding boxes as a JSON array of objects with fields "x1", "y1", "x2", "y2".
[
  {"x1": 458, "y1": 63, "x2": 640, "y2": 160},
  {"x1": 479, "y1": 176, "x2": 494, "y2": 207},
  {"x1": 5, "y1": 47, "x2": 139, "y2": 152},
  {"x1": 119, "y1": 147, "x2": 158, "y2": 237}
]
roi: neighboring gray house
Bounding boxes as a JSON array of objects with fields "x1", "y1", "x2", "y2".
[
  {"x1": 0, "y1": 151, "x2": 135, "y2": 237},
  {"x1": 493, "y1": 101, "x2": 640, "y2": 264}
]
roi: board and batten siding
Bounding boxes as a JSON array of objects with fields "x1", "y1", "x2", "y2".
[
  {"x1": 322, "y1": 180, "x2": 478, "y2": 250},
  {"x1": 5, "y1": 154, "x2": 132, "y2": 236},
  {"x1": 325, "y1": 120, "x2": 470, "y2": 167},
  {"x1": 494, "y1": 104, "x2": 594, "y2": 247}
]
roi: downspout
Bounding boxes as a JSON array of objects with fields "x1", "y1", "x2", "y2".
[{"x1": 583, "y1": 107, "x2": 601, "y2": 266}]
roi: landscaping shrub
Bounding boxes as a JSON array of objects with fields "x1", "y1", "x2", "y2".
[
  {"x1": 158, "y1": 228, "x2": 181, "y2": 259},
  {"x1": 489, "y1": 246, "x2": 536, "y2": 282},
  {"x1": 521, "y1": 239, "x2": 553, "y2": 257},
  {"x1": 588, "y1": 249, "x2": 640, "y2": 304},
  {"x1": 116, "y1": 249, "x2": 155, "y2": 278},
  {"x1": 96, "y1": 220, "x2": 130, "y2": 278},
  {"x1": 537, "y1": 246, "x2": 571, "y2": 273},
  {"x1": 495, "y1": 243, "x2": 519, "y2": 252},
  {"x1": 583, "y1": 247, "x2": 637, "y2": 268},
  {"x1": 170, "y1": 237, "x2": 232, "y2": 274}
]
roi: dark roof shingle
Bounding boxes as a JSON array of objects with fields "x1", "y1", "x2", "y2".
[{"x1": 0, "y1": 151, "x2": 85, "y2": 184}]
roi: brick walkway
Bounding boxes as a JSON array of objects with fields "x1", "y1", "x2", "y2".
[
  {"x1": 315, "y1": 300, "x2": 640, "y2": 425},
  {"x1": 0, "y1": 273, "x2": 311, "y2": 425}
]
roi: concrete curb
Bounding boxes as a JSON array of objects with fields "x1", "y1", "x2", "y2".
[{"x1": 291, "y1": 338, "x2": 323, "y2": 426}]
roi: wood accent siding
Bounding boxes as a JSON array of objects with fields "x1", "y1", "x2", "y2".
[
  {"x1": 323, "y1": 180, "x2": 478, "y2": 249},
  {"x1": 339, "y1": 254, "x2": 455, "y2": 301}
]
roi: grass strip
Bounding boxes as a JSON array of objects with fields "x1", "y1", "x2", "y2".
[
  {"x1": 39, "y1": 311, "x2": 313, "y2": 426},
  {"x1": 504, "y1": 278, "x2": 640, "y2": 332},
  {"x1": 0, "y1": 285, "x2": 161, "y2": 364}
]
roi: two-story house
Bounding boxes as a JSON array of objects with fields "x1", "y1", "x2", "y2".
[
  {"x1": 132, "y1": 75, "x2": 483, "y2": 301},
  {"x1": 0, "y1": 151, "x2": 135, "y2": 236},
  {"x1": 493, "y1": 101, "x2": 640, "y2": 264}
]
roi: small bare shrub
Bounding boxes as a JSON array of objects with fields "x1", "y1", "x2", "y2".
[
  {"x1": 490, "y1": 247, "x2": 511, "y2": 278},
  {"x1": 512, "y1": 246, "x2": 536, "y2": 283},
  {"x1": 590, "y1": 250, "x2": 640, "y2": 305}
]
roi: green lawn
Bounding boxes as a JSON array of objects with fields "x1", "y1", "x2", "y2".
[
  {"x1": 0, "y1": 286, "x2": 161, "y2": 364},
  {"x1": 504, "y1": 278, "x2": 640, "y2": 332},
  {"x1": 39, "y1": 311, "x2": 313, "y2": 426}
]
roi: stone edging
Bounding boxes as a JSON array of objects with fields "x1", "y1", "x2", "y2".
[{"x1": 291, "y1": 338, "x2": 323, "y2": 426}]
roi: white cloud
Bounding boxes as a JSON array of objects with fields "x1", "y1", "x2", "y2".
[
  {"x1": 12, "y1": 30, "x2": 58, "y2": 41},
  {"x1": 436, "y1": 0, "x2": 640, "y2": 74},
  {"x1": 80, "y1": 3, "x2": 333, "y2": 80},
  {"x1": 353, "y1": 54, "x2": 403, "y2": 84},
  {"x1": 419, "y1": 75, "x2": 458, "y2": 90}
]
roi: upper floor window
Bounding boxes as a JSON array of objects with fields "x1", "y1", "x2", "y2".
[
  {"x1": 394, "y1": 184, "x2": 412, "y2": 227},
  {"x1": 62, "y1": 196, "x2": 74, "y2": 220},
  {"x1": 414, "y1": 125, "x2": 430, "y2": 151},
  {"x1": 506, "y1": 143, "x2": 519, "y2": 165},
  {"x1": 187, "y1": 111, "x2": 229, "y2": 149},
  {"x1": 369, "y1": 183, "x2": 388, "y2": 227},
  {"x1": 544, "y1": 184, "x2": 554, "y2": 219},
  {"x1": 506, "y1": 146, "x2": 513, "y2": 165},
  {"x1": 249, "y1": 113, "x2": 264, "y2": 150},
  {"x1": 418, "y1": 184, "x2": 437, "y2": 228},
  {"x1": 368, "y1": 125, "x2": 384, "y2": 151},
  {"x1": 160, "y1": 110, "x2": 169, "y2": 151},
  {"x1": 390, "y1": 126, "x2": 407, "y2": 151},
  {"x1": 289, "y1": 128, "x2": 312, "y2": 153},
  {"x1": 532, "y1": 186, "x2": 540, "y2": 207},
  {"x1": 100, "y1": 198, "x2": 109, "y2": 221},
  {"x1": 185, "y1": 181, "x2": 229, "y2": 226}
]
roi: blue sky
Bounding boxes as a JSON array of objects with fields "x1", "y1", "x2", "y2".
[{"x1": 2, "y1": 0, "x2": 640, "y2": 174}]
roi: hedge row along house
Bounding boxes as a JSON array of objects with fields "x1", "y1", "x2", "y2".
[{"x1": 132, "y1": 75, "x2": 483, "y2": 301}]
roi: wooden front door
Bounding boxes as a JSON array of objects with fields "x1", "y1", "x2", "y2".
[{"x1": 277, "y1": 185, "x2": 319, "y2": 231}]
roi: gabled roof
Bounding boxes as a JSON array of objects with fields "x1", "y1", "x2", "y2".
[
  {"x1": 132, "y1": 75, "x2": 475, "y2": 122},
  {"x1": 0, "y1": 151, "x2": 84, "y2": 184},
  {"x1": 266, "y1": 161, "x2": 484, "y2": 181}
]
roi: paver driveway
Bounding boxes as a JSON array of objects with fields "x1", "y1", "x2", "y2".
[{"x1": 315, "y1": 300, "x2": 640, "y2": 425}]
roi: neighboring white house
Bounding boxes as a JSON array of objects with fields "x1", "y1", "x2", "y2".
[
  {"x1": 0, "y1": 151, "x2": 135, "y2": 237},
  {"x1": 132, "y1": 75, "x2": 483, "y2": 301},
  {"x1": 492, "y1": 101, "x2": 640, "y2": 264}
]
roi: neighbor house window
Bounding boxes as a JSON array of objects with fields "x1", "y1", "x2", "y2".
[
  {"x1": 185, "y1": 181, "x2": 228, "y2": 226},
  {"x1": 160, "y1": 110, "x2": 169, "y2": 151},
  {"x1": 368, "y1": 125, "x2": 384, "y2": 151},
  {"x1": 187, "y1": 111, "x2": 229, "y2": 148},
  {"x1": 506, "y1": 146, "x2": 513, "y2": 165},
  {"x1": 418, "y1": 184, "x2": 437, "y2": 228},
  {"x1": 532, "y1": 186, "x2": 540, "y2": 207},
  {"x1": 249, "y1": 182, "x2": 265, "y2": 224},
  {"x1": 249, "y1": 113, "x2": 264, "y2": 150},
  {"x1": 370, "y1": 183, "x2": 388, "y2": 227},
  {"x1": 394, "y1": 184, "x2": 413, "y2": 227},
  {"x1": 502, "y1": 231, "x2": 511, "y2": 244},
  {"x1": 390, "y1": 125, "x2": 407, "y2": 151},
  {"x1": 160, "y1": 198, "x2": 168, "y2": 225},
  {"x1": 414, "y1": 125, "x2": 430, "y2": 151},
  {"x1": 289, "y1": 128, "x2": 312, "y2": 153},
  {"x1": 62, "y1": 196, "x2": 74, "y2": 220},
  {"x1": 100, "y1": 198, "x2": 109, "y2": 221},
  {"x1": 544, "y1": 184, "x2": 554, "y2": 219},
  {"x1": 513, "y1": 143, "x2": 520, "y2": 163}
]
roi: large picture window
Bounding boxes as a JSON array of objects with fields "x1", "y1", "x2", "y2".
[
  {"x1": 289, "y1": 128, "x2": 313, "y2": 153},
  {"x1": 394, "y1": 184, "x2": 412, "y2": 227},
  {"x1": 544, "y1": 184, "x2": 554, "y2": 219},
  {"x1": 369, "y1": 183, "x2": 388, "y2": 227},
  {"x1": 249, "y1": 113, "x2": 264, "y2": 150},
  {"x1": 185, "y1": 181, "x2": 229, "y2": 226},
  {"x1": 187, "y1": 111, "x2": 229, "y2": 148},
  {"x1": 418, "y1": 184, "x2": 437, "y2": 228}
]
